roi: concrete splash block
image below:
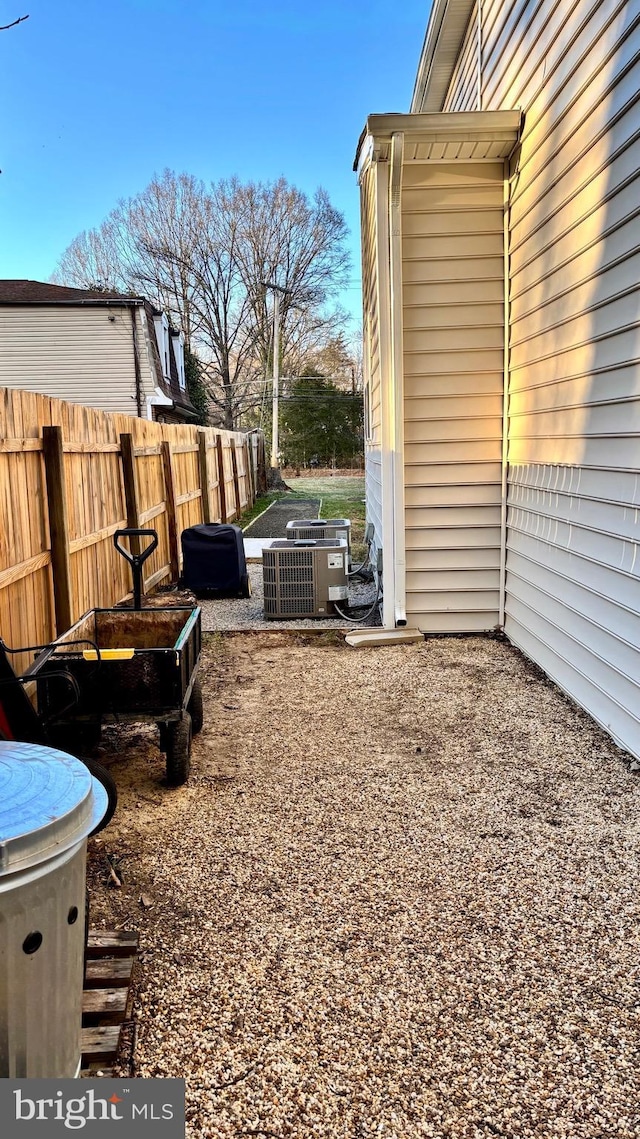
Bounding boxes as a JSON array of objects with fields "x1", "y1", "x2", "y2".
[{"x1": 345, "y1": 629, "x2": 423, "y2": 648}]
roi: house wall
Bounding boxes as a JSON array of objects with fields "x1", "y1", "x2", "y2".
[
  {"x1": 360, "y1": 159, "x2": 385, "y2": 570},
  {"x1": 439, "y1": 0, "x2": 640, "y2": 755},
  {"x1": 402, "y1": 160, "x2": 505, "y2": 632},
  {"x1": 0, "y1": 305, "x2": 157, "y2": 417}
]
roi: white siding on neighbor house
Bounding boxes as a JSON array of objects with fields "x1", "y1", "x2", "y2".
[
  {"x1": 402, "y1": 160, "x2": 505, "y2": 632},
  {"x1": 441, "y1": 1, "x2": 640, "y2": 755},
  {"x1": 0, "y1": 305, "x2": 147, "y2": 417},
  {"x1": 360, "y1": 160, "x2": 385, "y2": 569}
]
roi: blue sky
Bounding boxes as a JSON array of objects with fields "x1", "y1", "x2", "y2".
[{"x1": 0, "y1": 1, "x2": 430, "y2": 326}]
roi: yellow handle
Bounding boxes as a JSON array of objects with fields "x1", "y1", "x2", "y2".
[{"x1": 82, "y1": 648, "x2": 135, "y2": 661}]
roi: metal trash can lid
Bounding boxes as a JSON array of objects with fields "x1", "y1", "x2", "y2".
[{"x1": 0, "y1": 741, "x2": 108, "y2": 874}]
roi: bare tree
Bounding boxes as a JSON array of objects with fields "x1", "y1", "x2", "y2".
[
  {"x1": 172, "y1": 179, "x2": 265, "y2": 429},
  {"x1": 52, "y1": 219, "x2": 129, "y2": 293},
  {"x1": 53, "y1": 171, "x2": 351, "y2": 429},
  {"x1": 231, "y1": 178, "x2": 350, "y2": 371}
]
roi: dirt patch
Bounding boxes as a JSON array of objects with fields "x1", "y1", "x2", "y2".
[{"x1": 86, "y1": 632, "x2": 640, "y2": 1138}]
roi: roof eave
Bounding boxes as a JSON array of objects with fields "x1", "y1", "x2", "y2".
[
  {"x1": 0, "y1": 297, "x2": 145, "y2": 308},
  {"x1": 411, "y1": 0, "x2": 476, "y2": 113},
  {"x1": 355, "y1": 110, "x2": 523, "y2": 172}
]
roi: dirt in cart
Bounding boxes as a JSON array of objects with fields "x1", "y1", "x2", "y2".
[{"x1": 86, "y1": 631, "x2": 640, "y2": 1139}]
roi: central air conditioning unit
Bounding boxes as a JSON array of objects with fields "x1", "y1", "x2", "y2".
[
  {"x1": 286, "y1": 518, "x2": 351, "y2": 564},
  {"x1": 262, "y1": 539, "x2": 349, "y2": 620}
]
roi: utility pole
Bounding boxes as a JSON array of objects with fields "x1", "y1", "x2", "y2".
[
  {"x1": 262, "y1": 281, "x2": 292, "y2": 472},
  {"x1": 271, "y1": 289, "x2": 280, "y2": 469}
]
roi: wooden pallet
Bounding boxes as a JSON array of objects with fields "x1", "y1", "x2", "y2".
[{"x1": 81, "y1": 930, "x2": 138, "y2": 1077}]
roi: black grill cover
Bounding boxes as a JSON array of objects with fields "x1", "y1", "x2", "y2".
[{"x1": 181, "y1": 524, "x2": 250, "y2": 598}]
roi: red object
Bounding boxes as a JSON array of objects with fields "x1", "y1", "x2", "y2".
[{"x1": 0, "y1": 701, "x2": 15, "y2": 739}]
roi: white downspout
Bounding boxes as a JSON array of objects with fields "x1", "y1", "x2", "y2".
[
  {"x1": 375, "y1": 158, "x2": 396, "y2": 630},
  {"x1": 498, "y1": 159, "x2": 510, "y2": 628},
  {"x1": 389, "y1": 133, "x2": 407, "y2": 627}
]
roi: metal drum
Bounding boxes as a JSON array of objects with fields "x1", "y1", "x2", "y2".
[{"x1": 0, "y1": 741, "x2": 108, "y2": 1077}]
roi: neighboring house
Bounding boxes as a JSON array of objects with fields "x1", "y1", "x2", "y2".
[
  {"x1": 0, "y1": 280, "x2": 197, "y2": 423},
  {"x1": 356, "y1": 2, "x2": 640, "y2": 759}
]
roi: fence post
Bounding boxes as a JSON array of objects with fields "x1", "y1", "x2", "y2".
[
  {"x1": 119, "y1": 432, "x2": 141, "y2": 556},
  {"x1": 257, "y1": 432, "x2": 268, "y2": 495},
  {"x1": 230, "y1": 438, "x2": 240, "y2": 521},
  {"x1": 252, "y1": 434, "x2": 260, "y2": 502},
  {"x1": 215, "y1": 434, "x2": 227, "y2": 523},
  {"x1": 161, "y1": 440, "x2": 180, "y2": 581},
  {"x1": 42, "y1": 425, "x2": 72, "y2": 634},
  {"x1": 244, "y1": 435, "x2": 254, "y2": 505},
  {"x1": 198, "y1": 430, "x2": 211, "y2": 525}
]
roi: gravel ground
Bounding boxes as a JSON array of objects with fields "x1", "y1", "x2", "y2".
[
  {"x1": 87, "y1": 633, "x2": 640, "y2": 1138},
  {"x1": 199, "y1": 563, "x2": 380, "y2": 631}
]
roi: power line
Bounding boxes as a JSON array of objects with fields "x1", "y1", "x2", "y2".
[
  {"x1": 280, "y1": 396, "x2": 363, "y2": 403},
  {"x1": 202, "y1": 375, "x2": 362, "y2": 392}
]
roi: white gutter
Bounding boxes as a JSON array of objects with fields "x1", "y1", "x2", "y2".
[
  {"x1": 389, "y1": 133, "x2": 407, "y2": 627},
  {"x1": 411, "y1": 0, "x2": 449, "y2": 113}
]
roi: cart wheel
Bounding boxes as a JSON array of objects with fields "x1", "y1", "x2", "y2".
[
  {"x1": 187, "y1": 677, "x2": 204, "y2": 735},
  {"x1": 82, "y1": 758, "x2": 118, "y2": 835},
  {"x1": 165, "y1": 713, "x2": 192, "y2": 786}
]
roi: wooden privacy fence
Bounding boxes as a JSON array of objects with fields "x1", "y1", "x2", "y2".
[{"x1": 0, "y1": 387, "x2": 266, "y2": 671}]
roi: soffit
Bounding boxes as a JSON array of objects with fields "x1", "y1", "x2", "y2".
[{"x1": 354, "y1": 111, "x2": 522, "y2": 174}]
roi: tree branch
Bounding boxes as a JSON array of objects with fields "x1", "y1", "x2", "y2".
[{"x1": 0, "y1": 13, "x2": 29, "y2": 29}]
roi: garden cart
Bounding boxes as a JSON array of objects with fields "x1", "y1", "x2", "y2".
[{"x1": 23, "y1": 529, "x2": 203, "y2": 786}]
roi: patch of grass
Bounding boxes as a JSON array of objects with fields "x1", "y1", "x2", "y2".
[
  {"x1": 285, "y1": 476, "x2": 367, "y2": 549},
  {"x1": 236, "y1": 475, "x2": 368, "y2": 560}
]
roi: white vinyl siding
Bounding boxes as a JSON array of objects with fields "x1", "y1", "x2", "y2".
[
  {"x1": 505, "y1": 461, "x2": 640, "y2": 757},
  {"x1": 0, "y1": 305, "x2": 155, "y2": 417},
  {"x1": 441, "y1": 0, "x2": 640, "y2": 756},
  {"x1": 402, "y1": 161, "x2": 505, "y2": 632}
]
